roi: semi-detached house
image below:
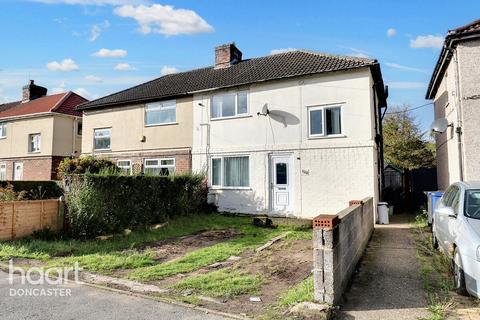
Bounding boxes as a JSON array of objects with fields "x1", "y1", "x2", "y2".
[
  {"x1": 79, "y1": 43, "x2": 387, "y2": 218},
  {"x1": 0, "y1": 81, "x2": 86, "y2": 181}
]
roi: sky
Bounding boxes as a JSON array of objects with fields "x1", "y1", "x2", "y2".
[{"x1": 1, "y1": 0, "x2": 479, "y2": 132}]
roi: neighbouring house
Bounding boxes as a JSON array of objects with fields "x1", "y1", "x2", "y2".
[
  {"x1": 426, "y1": 18, "x2": 480, "y2": 190},
  {"x1": 0, "y1": 81, "x2": 86, "y2": 181}
]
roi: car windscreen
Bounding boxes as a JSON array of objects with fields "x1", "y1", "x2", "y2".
[{"x1": 464, "y1": 189, "x2": 480, "y2": 219}]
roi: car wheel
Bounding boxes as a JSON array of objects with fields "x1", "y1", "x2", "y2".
[{"x1": 453, "y1": 248, "x2": 469, "y2": 296}]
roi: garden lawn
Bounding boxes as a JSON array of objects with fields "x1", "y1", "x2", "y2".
[{"x1": 0, "y1": 214, "x2": 311, "y2": 276}]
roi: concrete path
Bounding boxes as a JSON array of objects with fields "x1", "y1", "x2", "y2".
[
  {"x1": 337, "y1": 214, "x2": 430, "y2": 320},
  {"x1": 0, "y1": 270, "x2": 227, "y2": 320}
]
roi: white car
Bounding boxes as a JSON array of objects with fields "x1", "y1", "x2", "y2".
[{"x1": 432, "y1": 181, "x2": 480, "y2": 298}]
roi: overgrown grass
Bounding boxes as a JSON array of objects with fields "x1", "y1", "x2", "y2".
[
  {"x1": 278, "y1": 276, "x2": 314, "y2": 307},
  {"x1": 413, "y1": 210, "x2": 456, "y2": 320},
  {"x1": 128, "y1": 224, "x2": 288, "y2": 281},
  {"x1": 47, "y1": 251, "x2": 156, "y2": 273},
  {"x1": 172, "y1": 268, "x2": 262, "y2": 298}
]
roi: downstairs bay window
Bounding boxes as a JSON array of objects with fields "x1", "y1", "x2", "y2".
[{"x1": 211, "y1": 156, "x2": 250, "y2": 188}]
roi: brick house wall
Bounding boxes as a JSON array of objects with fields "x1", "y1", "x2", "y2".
[
  {"x1": 94, "y1": 149, "x2": 192, "y2": 175},
  {"x1": 1, "y1": 156, "x2": 64, "y2": 181}
]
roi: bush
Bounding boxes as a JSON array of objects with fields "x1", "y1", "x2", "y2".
[
  {"x1": 65, "y1": 173, "x2": 210, "y2": 238},
  {"x1": 0, "y1": 181, "x2": 62, "y2": 200},
  {"x1": 57, "y1": 156, "x2": 118, "y2": 179},
  {"x1": 0, "y1": 183, "x2": 27, "y2": 201}
]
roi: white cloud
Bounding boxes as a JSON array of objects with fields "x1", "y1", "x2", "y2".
[
  {"x1": 270, "y1": 48, "x2": 297, "y2": 55},
  {"x1": 114, "y1": 4, "x2": 214, "y2": 36},
  {"x1": 74, "y1": 88, "x2": 98, "y2": 100},
  {"x1": 160, "y1": 66, "x2": 178, "y2": 76},
  {"x1": 114, "y1": 63, "x2": 135, "y2": 71},
  {"x1": 31, "y1": 0, "x2": 147, "y2": 5},
  {"x1": 385, "y1": 62, "x2": 428, "y2": 74},
  {"x1": 89, "y1": 20, "x2": 110, "y2": 42},
  {"x1": 410, "y1": 35, "x2": 444, "y2": 49},
  {"x1": 46, "y1": 59, "x2": 79, "y2": 72},
  {"x1": 387, "y1": 28, "x2": 397, "y2": 37},
  {"x1": 85, "y1": 75, "x2": 103, "y2": 82},
  {"x1": 92, "y1": 48, "x2": 128, "y2": 58},
  {"x1": 51, "y1": 81, "x2": 67, "y2": 94},
  {"x1": 388, "y1": 82, "x2": 426, "y2": 89}
]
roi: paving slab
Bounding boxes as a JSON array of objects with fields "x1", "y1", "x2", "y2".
[{"x1": 336, "y1": 214, "x2": 430, "y2": 320}]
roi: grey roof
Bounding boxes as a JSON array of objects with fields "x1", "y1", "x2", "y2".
[
  {"x1": 426, "y1": 19, "x2": 480, "y2": 99},
  {"x1": 0, "y1": 100, "x2": 21, "y2": 113},
  {"x1": 79, "y1": 50, "x2": 385, "y2": 110}
]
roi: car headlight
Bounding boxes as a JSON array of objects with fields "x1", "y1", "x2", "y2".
[{"x1": 477, "y1": 245, "x2": 480, "y2": 262}]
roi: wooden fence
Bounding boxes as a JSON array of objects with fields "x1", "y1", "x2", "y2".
[{"x1": 0, "y1": 199, "x2": 63, "y2": 240}]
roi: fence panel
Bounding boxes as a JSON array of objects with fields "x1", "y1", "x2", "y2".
[{"x1": 0, "y1": 199, "x2": 61, "y2": 241}]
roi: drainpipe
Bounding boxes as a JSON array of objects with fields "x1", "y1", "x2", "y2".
[{"x1": 453, "y1": 49, "x2": 465, "y2": 181}]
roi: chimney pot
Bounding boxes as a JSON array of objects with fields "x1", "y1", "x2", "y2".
[{"x1": 215, "y1": 43, "x2": 242, "y2": 69}]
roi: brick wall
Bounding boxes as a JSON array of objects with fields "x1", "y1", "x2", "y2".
[
  {"x1": 0, "y1": 156, "x2": 64, "y2": 181},
  {"x1": 93, "y1": 149, "x2": 192, "y2": 174}
]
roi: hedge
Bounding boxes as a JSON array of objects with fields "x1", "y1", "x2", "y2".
[
  {"x1": 65, "y1": 173, "x2": 211, "y2": 238},
  {"x1": 0, "y1": 181, "x2": 64, "y2": 200}
]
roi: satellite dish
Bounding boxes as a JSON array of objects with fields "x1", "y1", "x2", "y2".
[
  {"x1": 430, "y1": 118, "x2": 450, "y2": 134},
  {"x1": 257, "y1": 104, "x2": 270, "y2": 116}
]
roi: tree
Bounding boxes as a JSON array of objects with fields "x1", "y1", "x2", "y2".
[
  {"x1": 383, "y1": 106, "x2": 435, "y2": 170},
  {"x1": 382, "y1": 106, "x2": 435, "y2": 209}
]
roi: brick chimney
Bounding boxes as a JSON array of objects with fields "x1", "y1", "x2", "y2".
[
  {"x1": 215, "y1": 43, "x2": 242, "y2": 69},
  {"x1": 22, "y1": 80, "x2": 48, "y2": 103}
]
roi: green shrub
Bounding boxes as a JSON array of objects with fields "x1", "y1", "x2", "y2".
[
  {"x1": 65, "y1": 173, "x2": 211, "y2": 238},
  {"x1": 57, "y1": 156, "x2": 118, "y2": 179},
  {"x1": 0, "y1": 181, "x2": 64, "y2": 200},
  {"x1": 0, "y1": 183, "x2": 27, "y2": 201}
]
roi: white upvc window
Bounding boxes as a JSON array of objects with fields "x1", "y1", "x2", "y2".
[
  {"x1": 0, "y1": 163, "x2": 6, "y2": 181},
  {"x1": 210, "y1": 155, "x2": 250, "y2": 188},
  {"x1": 0, "y1": 122, "x2": 6, "y2": 138},
  {"x1": 94, "y1": 128, "x2": 111, "y2": 150},
  {"x1": 308, "y1": 105, "x2": 343, "y2": 138},
  {"x1": 145, "y1": 100, "x2": 176, "y2": 126},
  {"x1": 211, "y1": 91, "x2": 248, "y2": 119},
  {"x1": 117, "y1": 160, "x2": 132, "y2": 175},
  {"x1": 144, "y1": 158, "x2": 175, "y2": 176},
  {"x1": 28, "y1": 133, "x2": 41, "y2": 153}
]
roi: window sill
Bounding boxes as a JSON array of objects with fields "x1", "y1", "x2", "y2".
[
  {"x1": 209, "y1": 186, "x2": 252, "y2": 191},
  {"x1": 0, "y1": 137, "x2": 6, "y2": 140},
  {"x1": 308, "y1": 134, "x2": 346, "y2": 140},
  {"x1": 210, "y1": 114, "x2": 252, "y2": 122},
  {"x1": 28, "y1": 151, "x2": 41, "y2": 154},
  {"x1": 145, "y1": 122, "x2": 178, "y2": 128},
  {"x1": 94, "y1": 149, "x2": 112, "y2": 152}
]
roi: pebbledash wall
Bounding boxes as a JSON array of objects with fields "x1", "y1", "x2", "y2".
[
  {"x1": 433, "y1": 39, "x2": 480, "y2": 190},
  {"x1": 81, "y1": 96, "x2": 193, "y2": 174},
  {"x1": 0, "y1": 115, "x2": 81, "y2": 180},
  {"x1": 192, "y1": 69, "x2": 380, "y2": 218}
]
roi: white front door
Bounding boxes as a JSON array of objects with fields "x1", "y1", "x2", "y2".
[
  {"x1": 13, "y1": 162, "x2": 23, "y2": 181},
  {"x1": 270, "y1": 154, "x2": 294, "y2": 213}
]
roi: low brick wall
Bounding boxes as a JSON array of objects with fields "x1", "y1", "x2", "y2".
[
  {"x1": 312, "y1": 197, "x2": 374, "y2": 304},
  {"x1": 0, "y1": 199, "x2": 63, "y2": 240}
]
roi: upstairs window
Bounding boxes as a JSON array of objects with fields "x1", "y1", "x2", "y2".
[
  {"x1": 117, "y1": 160, "x2": 132, "y2": 175},
  {"x1": 309, "y1": 106, "x2": 342, "y2": 137},
  {"x1": 144, "y1": 158, "x2": 175, "y2": 176},
  {"x1": 28, "y1": 133, "x2": 41, "y2": 153},
  {"x1": 76, "y1": 121, "x2": 83, "y2": 136},
  {"x1": 211, "y1": 91, "x2": 248, "y2": 119},
  {"x1": 94, "y1": 128, "x2": 111, "y2": 150},
  {"x1": 0, "y1": 122, "x2": 6, "y2": 138},
  {"x1": 145, "y1": 100, "x2": 176, "y2": 126}
]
